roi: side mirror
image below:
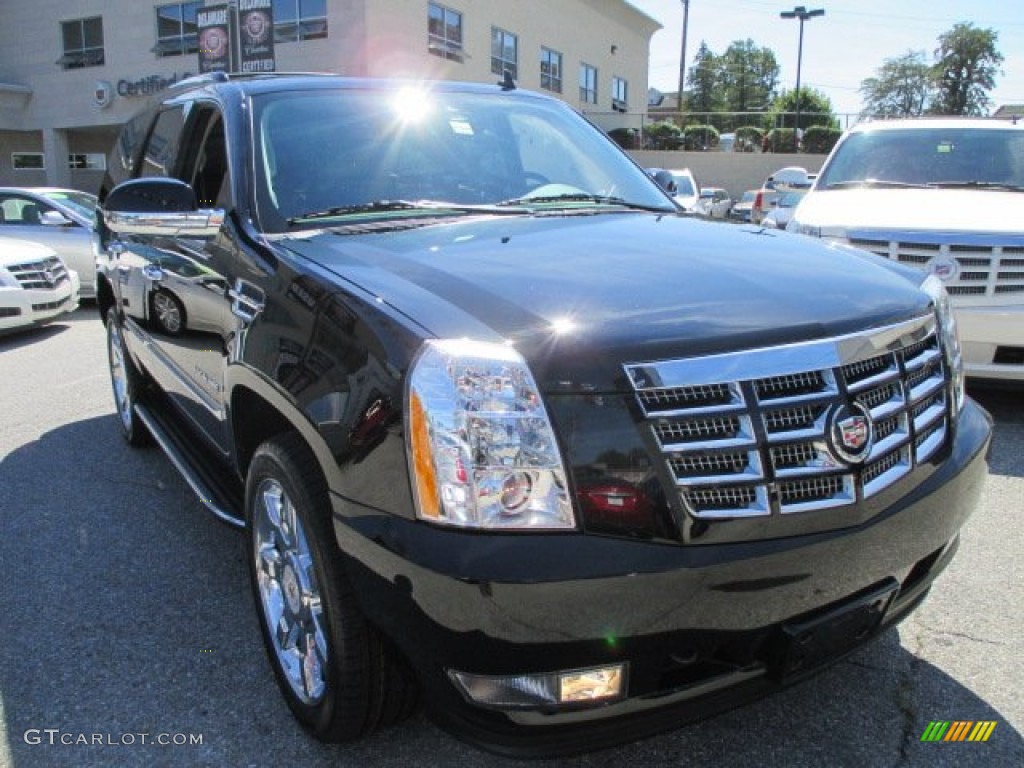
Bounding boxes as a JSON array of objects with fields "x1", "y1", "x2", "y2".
[
  {"x1": 103, "y1": 177, "x2": 224, "y2": 238},
  {"x1": 40, "y1": 210, "x2": 72, "y2": 227}
]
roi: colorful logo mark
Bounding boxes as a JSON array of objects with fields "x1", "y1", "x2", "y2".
[{"x1": 920, "y1": 721, "x2": 997, "y2": 742}]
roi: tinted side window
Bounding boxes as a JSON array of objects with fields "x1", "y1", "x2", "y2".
[
  {"x1": 0, "y1": 194, "x2": 52, "y2": 225},
  {"x1": 140, "y1": 106, "x2": 187, "y2": 178},
  {"x1": 178, "y1": 107, "x2": 231, "y2": 209}
]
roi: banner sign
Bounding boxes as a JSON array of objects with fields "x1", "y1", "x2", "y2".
[
  {"x1": 197, "y1": 4, "x2": 231, "y2": 74},
  {"x1": 239, "y1": 0, "x2": 276, "y2": 73}
]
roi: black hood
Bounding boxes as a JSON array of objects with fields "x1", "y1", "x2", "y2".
[{"x1": 280, "y1": 212, "x2": 931, "y2": 392}]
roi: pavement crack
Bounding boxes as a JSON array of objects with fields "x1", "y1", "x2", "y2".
[
  {"x1": 892, "y1": 625, "x2": 926, "y2": 766},
  {"x1": 915, "y1": 622, "x2": 1004, "y2": 647}
]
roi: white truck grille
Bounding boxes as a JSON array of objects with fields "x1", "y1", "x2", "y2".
[
  {"x1": 6, "y1": 256, "x2": 69, "y2": 290},
  {"x1": 846, "y1": 235, "x2": 1024, "y2": 298},
  {"x1": 625, "y1": 315, "x2": 950, "y2": 519}
]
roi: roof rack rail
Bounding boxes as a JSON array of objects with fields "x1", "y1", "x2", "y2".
[
  {"x1": 168, "y1": 71, "x2": 229, "y2": 91},
  {"x1": 168, "y1": 70, "x2": 340, "y2": 92}
]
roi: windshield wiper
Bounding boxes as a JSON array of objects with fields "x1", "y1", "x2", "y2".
[
  {"x1": 287, "y1": 199, "x2": 518, "y2": 224},
  {"x1": 823, "y1": 179, "x2": 931, "y2": 190},
  {"x1": 497, "y1": 192, "x2": 674, "y2": 213},
  {"x1": 927, "y1": 181, "x2": 1024, "y2": 192}
]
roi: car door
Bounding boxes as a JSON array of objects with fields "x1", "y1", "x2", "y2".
[{"x1": 112, "y1": 101, "x2": 242, "y2": 456}]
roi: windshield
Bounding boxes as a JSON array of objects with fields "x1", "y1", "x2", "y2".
[
  {"x1": 38, "y1": 190, "x2": 97, "y2": 219},
  {"x1": 253, "y1": 87, "x2": 675, "y2": 232},
  {"x1": 818, "y1": 126, "x2": 1024, "y2": 189},
  {"x1": 671, "y1": 174, "x2": 695, "y2": 196}
]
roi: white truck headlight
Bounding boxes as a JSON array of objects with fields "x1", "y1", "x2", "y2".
[
  {"x1": 921, "y1": 275, "x2": 965, "y2": 414},
  {"x1": 406, "y1": 339, "x2": 575, "y2": 530}
]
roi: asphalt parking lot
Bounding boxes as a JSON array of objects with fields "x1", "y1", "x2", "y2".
[{"x1": 1, "y1": 305, "x2": 1021, "y2": 768}]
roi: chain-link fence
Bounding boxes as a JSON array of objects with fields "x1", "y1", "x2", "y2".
[{"x1": 586, "y1": 110, "x2": 864, "y2": 154}]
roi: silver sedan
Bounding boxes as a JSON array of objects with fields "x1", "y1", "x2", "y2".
[{"x1": 0, "y1": 187, "x2": 98, "y2": 298}]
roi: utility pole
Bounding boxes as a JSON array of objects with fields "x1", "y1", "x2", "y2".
[
  {"x1": 780, "y1": 5, "x2": 824, "y2": 151},
  {"x1": 676, "y1": 0, "x2": 690, "y2": 121}
]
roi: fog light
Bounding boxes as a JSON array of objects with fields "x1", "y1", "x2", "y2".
[
  {"x1": 449, "y1": 664, "x2": 625, "y2": 709},
  {"x1": 500, "y1": 471, "x2": 533, "y2": 512}
]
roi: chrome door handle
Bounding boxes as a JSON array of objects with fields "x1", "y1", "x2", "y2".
[
  {"x1": 142, "y1": 264, "x2": 165, "y2": 281},
  {"x1": 229, "y1": 278, "x2": 265, "y2": 324}
]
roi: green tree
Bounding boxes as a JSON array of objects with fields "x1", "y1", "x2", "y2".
[
  {"x1": 719, "y1": 39, "x2": 779, "y2": 116},
  {"x1": 930, "y1": 22, "x2": 1003, "y2": 115},
  {"x1": 685, "y1": 42, "x2": 723, "y2": 117},
  {"x1": 771, "y1": 87, "x2": 835, "y2": 132},
  {"x1": 860, "y1": 50, "x2": 934, "y2": 117}
]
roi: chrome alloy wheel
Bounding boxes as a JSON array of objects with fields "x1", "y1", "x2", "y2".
[
  {"x1": 253, "y1": 478, "x2": 328, "y2": 705},
  {"x1": 108, "y1": 318, "x2": 133, "y2": 433},
  {"x1": 152, "y1": 291, "x2": 182, "y2": 334}
]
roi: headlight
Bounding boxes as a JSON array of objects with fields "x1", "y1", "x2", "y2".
[
  {"x1": 0, "y1": 268, "x2": 19, "y2": 288},
  {"x1": 406, "y1": 339, "x2": 575, "y2": 530},
  {"x1": 921, "y1": 275, "x2": 965, "y2": 414}
]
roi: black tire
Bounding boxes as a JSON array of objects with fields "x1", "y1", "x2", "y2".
[
  {"x1": 245, "y1": 433, "x2": 416, "y2": 742},
  {"x1": 106, "y1": 312, "x2": 152, "y2": 447}
]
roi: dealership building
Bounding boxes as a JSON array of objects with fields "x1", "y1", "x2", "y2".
[{"x1": 0, "y1": 0, "x2": 659, "y2": 191}]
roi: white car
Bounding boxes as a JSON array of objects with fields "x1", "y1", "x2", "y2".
[
  {"x1": 0, "y1": 239, "x2": 80, "y2": 335},
  {"x1": 760, "y1": 189, "x2": 807, "y2": 229},
  {"x1": 788, "y1": 117, "x2": 1024, "y2": 382},
  {"x1": 750, "y1": 166, "x2": 810, "y2": 225},
  {"x1": 0, "y1": 187, "x2": 98, "y2": 299},
  {"x1": 667, "y1": 168, "x2": 699, "y2": 211},
  {"x1": 694, "y1": 187, "x2": 733, "y2": 218}
]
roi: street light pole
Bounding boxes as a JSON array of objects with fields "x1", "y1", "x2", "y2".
[
  {"x1": 677, "y1": 0, "x2": 690, "y2": 120},
  {"x1": 779, "y1": 5, "x2": 824, "y2": 151}
]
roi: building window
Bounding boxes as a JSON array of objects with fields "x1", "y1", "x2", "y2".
[
  {"x1": 274, "y1": 0, "x2": 328, "y2": 43},
  {"x1": 68, "y1": 153, "x2": 108, "y2": 171},
  {"x1": 58, "y1": 17, "x2": 105, "y2": 69},
  {"x1": 490, "y1": 27, "x2": 518, "y2": 80},
  {"x1": 579, "y1": 63, "x2": 597, "y2": 104},
  {"x1": 540, "y1": 48, "x2": 562, "y2": 93},
  {"x1": 12, "y1": 153, "x2": 45, "y2": 171},
  {"x1": 428, "y1": 3, "x2": 463, "y2": 62},
  {"x1": 612, "y1": 76, "x2": 628, "y2": 111},
  {"x1": 153, "y1": 2, "x2": 200, "y2": 57}
]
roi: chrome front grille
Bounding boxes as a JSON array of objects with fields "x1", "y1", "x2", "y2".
[
  {"x1": 846, "y1": 235, "x2": 1024, "y2": 297},
  {"x1": 6, "y1": 256, "x2": 69, "y2": 290},
  {"x1": 625, "y1": 315, "x2": 949, "y2": 520}
]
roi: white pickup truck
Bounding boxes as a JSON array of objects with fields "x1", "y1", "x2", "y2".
[{"x1": 789, "y1": 118, "x2": 1024, "y2": 382}]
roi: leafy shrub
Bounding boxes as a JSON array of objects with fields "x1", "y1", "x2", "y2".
[
  {"x1": 802, "y1": 125, "x2": 842, "y2": 154},
  {"x1": 607, "y1": 127, "x2": 638, "y2": 149},
  {"x1": 644, "y1": 121, "x2": 683, "y2": 149},
  {"x1": 735, "y1": 126, "x2": 765, "y2": 152},
  {"x1": 682, "y1": 124, "x2": 720, "y2": 151},
  {"x1": 763, "y1": 128, "x2": 797, "y2": 153}
]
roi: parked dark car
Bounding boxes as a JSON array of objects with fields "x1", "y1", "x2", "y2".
[{"x1": 94, "y1": 73, "x2": 990, "y2": 757}]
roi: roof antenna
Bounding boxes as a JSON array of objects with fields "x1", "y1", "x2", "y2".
[{"x1": 498, "y1": 70, "x2": 516, "y2": 91}]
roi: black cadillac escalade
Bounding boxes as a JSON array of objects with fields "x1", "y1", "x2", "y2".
[{"x1": 94, "y1": 73, "x2": 991, "y2": 756}]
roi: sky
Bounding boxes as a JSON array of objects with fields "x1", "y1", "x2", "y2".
[{"x1": 628, "y1": 0, "x2": 1024, "y2": 120}]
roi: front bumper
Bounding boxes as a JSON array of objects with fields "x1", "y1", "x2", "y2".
[
  {"x1": 955, "y1": 302, "x2": 1024, "y2": 381},
  {"x1": 331, "y1": 399, "x2": 990, "y2": 756},
  {"x1": 0, "y1": 271, "x2": 80, "y2": 334}
]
